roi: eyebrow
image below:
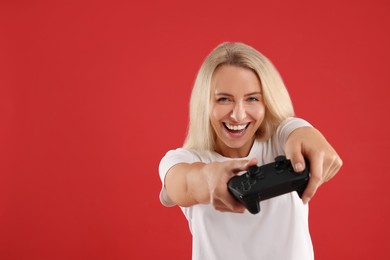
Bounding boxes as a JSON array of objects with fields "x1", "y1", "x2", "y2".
[{"x1": 214, "y1": 91, "x2": 262, "y2": 97}]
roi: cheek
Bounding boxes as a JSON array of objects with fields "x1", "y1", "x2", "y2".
[
  {"x1": 250, "y1": 105, "x2": 266, "y2": 121},
  {"x1": 211, "y1": 105, "x2": 230, "y2": 122},
  {"x1": 209, "y1": 107, "x2": 220, "y2": 132}
]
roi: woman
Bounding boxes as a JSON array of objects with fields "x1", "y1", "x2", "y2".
[{"x1": 159, "y1": 42, "x2": 342, "y2": 259}]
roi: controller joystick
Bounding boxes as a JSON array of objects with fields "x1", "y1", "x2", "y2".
[{"x1": 247, "y1": 165, "x2": 262, "y2": 178}]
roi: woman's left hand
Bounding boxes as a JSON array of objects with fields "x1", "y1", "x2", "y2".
[{"x1": 284, "y1": 127, "x2": 343, "y2": 204}]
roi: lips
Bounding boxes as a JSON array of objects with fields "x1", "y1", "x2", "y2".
[{"x1": 223, "y1": 123, "x2": 250, "y2": 135}]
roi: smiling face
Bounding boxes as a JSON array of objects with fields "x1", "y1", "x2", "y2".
[{"x1": 210, "y1": 65, "x2": 265, "y2": 158}]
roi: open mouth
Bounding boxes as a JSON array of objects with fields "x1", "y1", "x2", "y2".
[{"x1": 223, "y1": 123, "x2": 250, "y2": 134}]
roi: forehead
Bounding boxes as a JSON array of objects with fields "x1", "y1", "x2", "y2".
[{"x1": 211, "y1": 65, "x2": 262, "y2": 94}]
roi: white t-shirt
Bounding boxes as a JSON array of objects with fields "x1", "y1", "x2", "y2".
[{"x1": 159, "y1": 118, "x2": 314, "y2": 260}]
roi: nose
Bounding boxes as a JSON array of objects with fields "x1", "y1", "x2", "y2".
[{"x1": 230, "y1": 101, "x2": 246, "y2": 122}]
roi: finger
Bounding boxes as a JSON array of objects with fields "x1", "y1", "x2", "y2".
[
  {"x1": 318, "y1": 156, "x2": 335, "y2": 183},
  {"x1": 302, "y1": 176, "x2": 320, "y2": 204},
  {"x1": 210, "y1": 180, "x2": 246, "y2": 213},
  {"x1": 215, "y1": 205, "x2": 245, "y2": 213},
  {"x1": 324, "y1": 156, "x2": 343, "y2": 182},
  {"x1": 231, "y1": 158, "x2": 258, "y2": 174},
  {"x1": 285, "y1": 143, "x2": 306, "y2": 172},
  {"x1": 302, "y1": 153, "x2": 324, "y2": 204},
  {"x1": 212, "y1": 196, "x2": 245, "y2": 213},
  {"x1": 244, "y1": 158, "x2": 258, "y2": 168},
  {"x1": 224, "y1": 194, "x2": 246, "y2": 213},
  {"x1": 322, "y1": 160, "x2": 334, "y2": 183},
  {"x1": 226, "y1": 202, "x2": 246, "y2": 213}
]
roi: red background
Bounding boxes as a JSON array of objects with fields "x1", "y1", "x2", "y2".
[{"x1": 1, "y1": 0, "x2": 389, "y2": 259}]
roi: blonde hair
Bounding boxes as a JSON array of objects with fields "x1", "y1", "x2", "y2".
[{"x1": 183, "y1": 42, "x2": 294, "y2": 151}]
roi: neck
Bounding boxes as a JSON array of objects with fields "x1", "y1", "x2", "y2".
[{"x1": 214, "y1": 139, "x2": 255, "y2": 158}]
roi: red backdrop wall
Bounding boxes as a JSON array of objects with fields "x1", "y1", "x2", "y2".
[{"x1": 1, "y1": 0, "x2": 389, "y2": 259}]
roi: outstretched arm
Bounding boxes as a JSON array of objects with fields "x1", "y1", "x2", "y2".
[
  {"x1": 284, "y1": 127, "x2": 343, "y2": 204},
  {"x1": 164, "y1": 158, "x2": 258, "y2": 213}
]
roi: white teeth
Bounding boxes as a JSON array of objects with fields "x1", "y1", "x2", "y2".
[{"x1": 225, "y1": 123, "x2": 248, "y2": 131}]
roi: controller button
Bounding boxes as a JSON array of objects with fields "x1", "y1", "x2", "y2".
[
  {"x1": 243, "y1": 185, "x2": 251, "y2": 192},
  {"x1": 241, "y1": 180, "x2": 249, "y2": 186},
  {"x1": 275, "y1": 156, "x2": 287, "y2": 170},
  {"x1": 275, "y1": 155, "x2": 286, "y2": 162},
  {"x1": 247, "y1": 166, "x2": 260, "y2": 177},
  {"x1": 240, "y1": 180, "x2": 252, "y2": 191}
]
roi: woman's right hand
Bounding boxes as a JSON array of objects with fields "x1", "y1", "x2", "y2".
[
  {"x1": 204, "y1": 158, "x2": 258, "y2": 213},
  {"x1": 165, "y1": 157, "x2": 257, "y2": 213}
]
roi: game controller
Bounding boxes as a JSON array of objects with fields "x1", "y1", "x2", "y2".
[{"x1": 228, "y1": 156, "x2": 310, "y2": 214}]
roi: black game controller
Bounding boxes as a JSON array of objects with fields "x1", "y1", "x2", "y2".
[{"x1": 228, "y1": 156, "x2": 310, "y2": 214}]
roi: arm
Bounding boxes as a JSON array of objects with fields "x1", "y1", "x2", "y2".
[
  {"x1": 164, "y1": 159, "x2": 257, "y2": 213},
  {"x1": 284, "y1": 127, "x2": 343, "y2": 204}
]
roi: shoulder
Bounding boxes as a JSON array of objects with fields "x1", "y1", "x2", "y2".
[
  {"x1": 253, "y1": 117, "x2": 313, "y2": 163},
  {"x1": 161, "y1": 148, "x2": 203, "y2": 164},
  {"x1": 275, "y1": 117, "x2": 312, "y2": 136},
  {"x1": 159, "y1": 148, "x2": 214, "y2": 176}
]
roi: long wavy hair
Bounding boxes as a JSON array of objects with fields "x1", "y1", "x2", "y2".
[{"x1": 183, "y1": 42, "x2": 294, "y2": 152}]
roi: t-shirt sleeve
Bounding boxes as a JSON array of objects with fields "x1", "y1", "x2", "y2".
[
  {"x1": 272, "y1": 117, "x2": 313, "y2": 155},
  {"x1": 158, "y1": 148, "x2": 201, "y2": 207}
]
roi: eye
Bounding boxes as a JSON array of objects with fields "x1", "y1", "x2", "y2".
[
  {"x1": 216, "y1": 97, "x2": 231, "y2": 103},
  {"x1": 247, "y1": 97, "x2": 260, "y2": 102}
]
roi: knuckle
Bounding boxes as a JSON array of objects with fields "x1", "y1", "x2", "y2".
[
  {"x1": 336, "y1": 157, "x2": 343, "y2": 168},
  {"x1": 310, "y1": 174, "x2": 323, "y2": 184},
  {"x1": 330, "y1": 155, "x2": 343, "y2": 171}
]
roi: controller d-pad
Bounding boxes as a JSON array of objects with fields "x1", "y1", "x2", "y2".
[
  {"x1": 240, "y1": 178, "x2": 256, "y2": 191},
  {"x1": 241, "y1": 180, "x2": 250, "y2": 189},
  {"x1": 243, "y1": 185, "x2": 251, "y2": 192}
]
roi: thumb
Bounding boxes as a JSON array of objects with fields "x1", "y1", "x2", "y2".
[
  {"x1": 285, "y1": 145, "x2": 306, "y2": 173},
  {"x1": 244, "y1": 157, "x2": 258, "y2": 169},
  {"x1": 231, "y1": 158, "x2": 258, "y2": 173}
]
